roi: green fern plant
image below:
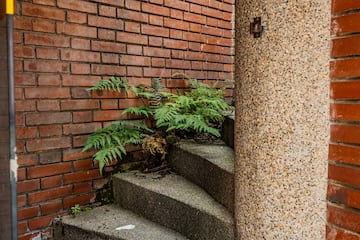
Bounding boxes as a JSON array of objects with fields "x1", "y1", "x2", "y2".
[{"x1": 83, "y1": 76, "x2": 233, "y2": 174}]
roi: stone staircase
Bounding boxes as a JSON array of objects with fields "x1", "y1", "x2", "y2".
[{"x1": 53, "y1": 117, "x2": 235, "y2": 240}]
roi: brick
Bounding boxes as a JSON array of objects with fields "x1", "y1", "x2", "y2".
[
  {"x1": 18, "y1": 206, "x2": 39, "y2": 220},
  {"x1": 39, "y1": 151, "x2": 62, "y2": 164},
  {"x1": 127, "y1": 45, "x2": 143, "y2": 55},
  {"x1": 39, "y1": 125, "x2": 62, "y2": 137},
  {"x1": 28, "y1": 186, "x2": 72, "y2": 204},
  {"x1": 36, "y1": 47, "x2": 59, "y2": 60},
  {"x1": 98, "y1": 29, "x2": 116, "y2": 40},
  {"x1": 61, "y1": 100, "x2": 99, "y2": 110},
  {"x1": 63, "y1": 193, "x2": 96, "y2": 209},
  {"x1": 73, "y1": 111, "x2": 93, "y2": 123},
  {"x1": 73, "y1": 183, "x2": 92, "y2": 196},
  {"x1": 169, "y1": 17, "x2": 191, "y2": 31},
  {"x1": 18, "y1": 221, "x2": 27, "y2": 235},
  {"x1": 37, "y1": 100, "x2": 60, "y2": 112},
  {"x1": 127, "y1": 66, "x2": 143, "y2": 77},
  {"x1": 33, "y1": 0, "x2": 56, "y2": 5},
  {"x1": 120, "y1": 55, "x2": 151, "y2": 66},
  {"x1": 24, "y1": 33, "x2": 70, "y2": 47},
  {"x1": 102, "y1": 53, "x2": 119, "y2": 64},
  {"x1": 17, "y1": 179, "x2": 40, "y2": 193},
  {"x1": 326, "y1": 225, "x2": 360, "y2": 239},
  {"x1": 166, "y1": 59, "x2": 191, "y2": 69},
  {"x1": 14, "y1": 46, "x2": 35, "y2": 58},
  {"x1": 117, "y1": 9, "x2": 148, "y2": 22},
  {"x1": 61, "y1": 49, "x2": 100, "y2": 62},
  {"x1": 28, "y1": 162, "x2": 71, "y2": 179},
  {"x1": 67, "y1": 11, "x2": 87, "y2": 24},
  {"x1": 329, "y1": 144, "x2": 360, "y2": 166},
  {"x1": 92, "y1": 41, "x2": 126, "y2": 53},
  {"x1": 164, "y1": 39, "x2": 188, "y2": 49},
  {"x1": 32, "y1": 19, "x2": 55, "y2": 33},
  {"x1": 117, "y1": 32, "x2": 148, "y2": 45},
  {"x1": 17, "y1": 127, "x2": 37, "y2": 139},
  {"x1": 152, "y1": 58, "x2": 165, "y2": 67},
  {"x1": 57, "y1": 0, "x2": 97, "y2": 13},
  {"x1": 38, "y1": 74, "x2": 61, "y2": 86},
  {"x1": 63, "y1": 148, "x2": 93, "y2": 161},
  {"x1": 40, "y1": 201, "x2": 62, "y2": 215},
  {"x1": 24, "y1": 60, "x2": 69, "y2": 73},
  {"x1": 64, "y1": 169, "x2": 101, "y2": 184},
  {"x1": 73, "y1": 160, "x2": 94, "y2": 171},
  {"x1": 332, "y1": 13, "x2": 360, "y2": 36},
  {"x1": 17, "y1": 195, "x2": 26, "y2": 208},
  {"x1": 144, "y1": 47, "x2": 170, "y2": 58},
  {"x1": 332, "y1": 35, "x2": 360, "y2": 58},
  {"x1": 149, "y1": 36, "x2": 163, "y2": 47},
  {"x1": 329, "y1": 164, "x2": 360, "y2": 188},
  {"x1": 184, "y1": 12, "x2": 206, "y2": 24},
  {"x1": 71, "y1": 38, "x2": 91, "y2": 50},
  {"x1": 99, "y1": 5, "x2": 116, "y2": 17},
  {"x1": 62, "y1": 75, "x2": 100, "y2": 87},
  {"x1": 125, "y1": 21, "x2": 141, "y2": 33},
  {"x1": 142, "y1": 24, "x2": 169, "y2": 37},
  {"x1": 93, "y1": 178, "x2": 108, "y2": 190},
  {"x1": 18, "y1": 154, "x2": 37, "y2": 167},
  {"x1": 142, "y1": 3, "x2": 170, "y2": 16},
  {"x1": 332, "y1": 0, "x2": 360, "y2": 14},
  {"x1": 71, "y1": 88, "x2": 90, "y2": 98},
  {"x1": 331, "y1": 103, "x2": 360, "y2": 121},
  {"x1": 331, "y1": 124, "x2": 360, "y2": 145},
  {"x1": 18, "y1": 168, "x2": 26, "y2": 181},
  {"x1": 14, "y1": 16, "x2": 32, "y2": 30},
  {"x1": 41, "y1": 175, "x2": 63, "y2": 189},
  {"x1": 63, "y1": 122, "x2": 101, "y2": 135},
  {"x1": 26, "y1": 136, "x2": 71, "y2": 152},
  {"x1": 149, "y1": 15, "x2": 163, "y2": 26},
  {"x1": 331, "y1": 81, "x2": 360, "y2": 100},
  {"x1": 57, "y1": 23, "x2": 97, "y2": 38},
  {"x1": 101, "y1": 99, "x2": 119, "y2": 109},
  {"x1": 328, "y1": 205, "x2": 360, "y2": 233},
  {"x1": 92, "y1": 0, "x2": 124, "y2": 6},
  {"x1": 25, "y1": 87, "x2": 70, "y2": 99},
  {"x1": 15, "y1": 73, "x2": 36, "y2": 86},
  {"x1": 88, "y1": 15, "x2": 123, "y2": 30},
  {"x1": 15, "y1": 100, "x2": 36, "y2": 112},
  {"x1": 71, "y1": 63, "x2": 90, "y2": 74},
  {"x1": 144, "y1": 67, "x2": 171, "y2": 78},
  {"x1": 328, "y1": 184, "x2": 360, "y2": 210},
  {"x1": 22, "y1": 3, "x2": 65, "y2": 21},
  {"x1": 93, "y1": 110, "x2": 126, "y2": 121},
  {"x1": 28, "y1": 215, "x2": 55, "y2": 230},
  {"x1": 125, "y1": 0, "x2": 141, "y2": 10},
  {"x1": 91, "y1": 65, "x2": 126, "y2": 75}
]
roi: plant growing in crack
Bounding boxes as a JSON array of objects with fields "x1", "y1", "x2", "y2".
[{"x1": 83, "y1": 74, "x2": 233, "y2": 174}]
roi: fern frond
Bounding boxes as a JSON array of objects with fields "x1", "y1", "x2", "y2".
[
  {"x1": 87, "y1": 76, "x2": 130, "y2": 93},
  {"x1": 123, "y1": 106, "x2": 153, "y2": 117}
]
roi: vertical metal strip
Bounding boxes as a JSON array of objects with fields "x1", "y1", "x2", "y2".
[{"x1": 6, "y1": 0, "x2": 17, "y2": 239}]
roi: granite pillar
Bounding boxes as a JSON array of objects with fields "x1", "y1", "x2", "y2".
[{"x1": 234, "y1": 1, "x2": 330, "y2": 239}]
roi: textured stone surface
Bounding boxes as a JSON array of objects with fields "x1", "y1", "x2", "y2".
[
  {"x1": 168, "y1": 140, "x2": 234, "y2": 212},
  {"x1": 113, "y1": 171, "x2": 234, "y2": 240},
  {"x1": 53, "y1": 205, "x2": 188, "y2": 240},
  {"x1": 234, "y1": 1, "x2": 329, "y2": 239}
]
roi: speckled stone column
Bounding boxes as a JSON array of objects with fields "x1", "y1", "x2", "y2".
[{"x1": 234, "y1": 1, "x2": 329, "y2": 239}]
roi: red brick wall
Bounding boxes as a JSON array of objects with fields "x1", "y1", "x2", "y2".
[
  {"x1": 13, "y1": 0, "x2": 234, "y2": 239},
  {"x1": 328, "y1": 1, "x2": 360, "y2": 239}
]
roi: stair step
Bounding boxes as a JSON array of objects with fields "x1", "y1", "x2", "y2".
[
  {"x1": 53, "y1": 204, "x2": 188, "y2": 240},
  {"x1": 113, "y1": 171, "x2": 234, "y2": 240},
  {"x1": 168, "y1": 140, "x2": 234, "y2": 213}
]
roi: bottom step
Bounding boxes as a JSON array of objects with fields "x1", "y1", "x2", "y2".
[{"x1": 53, "y1": 204, "x2": 188, "y2": 240}]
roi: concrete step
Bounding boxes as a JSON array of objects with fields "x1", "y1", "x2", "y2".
[
  {"x1": 113, "y1": 171, "x2": 234, "y2": 240},
  {"x1": 167, "y1": 140, "x2": 234, "y2": 213},
  {"x1": 53, "y1": 204, "x2": 188, "y2": 240}
]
